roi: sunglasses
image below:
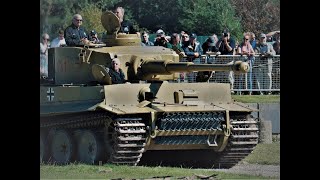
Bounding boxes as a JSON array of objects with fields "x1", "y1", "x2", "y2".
[{"x1": 75, "y1": 19, "x2": 83, "y2": 22}]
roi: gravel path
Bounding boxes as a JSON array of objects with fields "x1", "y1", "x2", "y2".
[{"x1": 212, "y1": 163, "x2": 280, "y2": 179}]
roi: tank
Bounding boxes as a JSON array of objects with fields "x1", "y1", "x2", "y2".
[{"x1": 40, "y1": 11, "x2": 259, "y2": 169}]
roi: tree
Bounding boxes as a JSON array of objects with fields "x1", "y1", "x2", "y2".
[
  {"x1": 40, "y1": 0, "x2": 53, "y2": 36},
  {"x1": 230, "y1": 0, "x2": 280, "y2": 35},
  {"x1": 179, "y1": 0, "x2": 243, "y2": 39},
  {"x1": 80, "y1": 3, "x2": 105, "y2": 35}
]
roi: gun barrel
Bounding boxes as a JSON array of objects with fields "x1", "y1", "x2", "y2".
[{"x1": 140, "y1": 60, "x2": 249, "y2": 75}]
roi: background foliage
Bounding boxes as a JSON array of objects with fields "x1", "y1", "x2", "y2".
[{"x1": 40, "y1": 0, "x2": 279, "y2": 41}]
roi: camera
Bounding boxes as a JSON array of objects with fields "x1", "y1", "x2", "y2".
[
  {"x1": 223, "y1": 33, "x2": 228, "y2": 37},
  {"x1": 160, "y1": 36, "x2": 166, "y2": 40}
]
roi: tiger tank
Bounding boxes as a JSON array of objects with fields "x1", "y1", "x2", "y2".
[{"x1": 40, "y1": 11, "x2": 259, "y2": 168}]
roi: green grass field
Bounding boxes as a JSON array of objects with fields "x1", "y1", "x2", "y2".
[
  {"x1": 243, "y1": 141, "x2": 280, "y2": 165},
  {"x1": 40, "y1": 163, "x2": 270, "y2": 179}
]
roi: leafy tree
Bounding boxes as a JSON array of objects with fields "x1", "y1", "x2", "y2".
[
  {"x1": 179, "y1": 0, "x2": 243, "y2": 40},
  {"x1": 119, "y1": 0, "x2": 243, "y2": 39},
  {"x1": 40, "y1": 0, "x2": 53, "y2": 35},
  {"x1": 40, "y1": 0, "x2": 279, "y2": 42},
  {"x1": 230, "y1": 0, "x2": 280, "y2": 35},
  {"x1": 80, "y1": 3, "x2": 105, "y2": 35}
]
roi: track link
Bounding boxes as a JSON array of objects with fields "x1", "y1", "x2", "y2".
[
  {"x1": 109, "y1": 118, "x2": 147, "y2": 166},
  {"x1": 214, "y1": 114, "x2": 259, "y2": 168}
]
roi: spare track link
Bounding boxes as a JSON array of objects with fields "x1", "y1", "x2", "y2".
[
  {"x1": 214, "y1": 114, "x2": 259, "y2": 168},
  {"x1": 110, "y1": 118, "x2": 147, "y2": 166}
]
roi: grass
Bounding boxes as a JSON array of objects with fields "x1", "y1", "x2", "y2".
[
  {"x1": 232, "y1": 95, "x2": 280, "y2": 103},
  {"x1": 243, "y1": 141, "x2": 280, "y2": 165},
  {"x1": 40, "y1": 163, "x2": 269, "y2": 179}
]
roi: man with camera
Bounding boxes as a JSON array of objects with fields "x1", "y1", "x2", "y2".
[
  {"x1": 216, "y1": 29, "x2": 235, "y2": 55},
  {"x1": 154, "y1": 29, "x2": 170, "y2": 47},
  {"x1": 216, "y1": 29, "x2": 236, "y2": 92}
]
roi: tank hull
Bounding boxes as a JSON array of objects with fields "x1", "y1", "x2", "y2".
[{"x1": 40, "y1": 82, "x2": 258, "y2": 168}]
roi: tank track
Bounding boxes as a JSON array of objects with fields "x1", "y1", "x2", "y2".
[
  {"x1": 40, "y1": 112, "x2": 147, "y2": 165},
  {"x1": 108, "y1": 118, "x2": 147, "y2": 165},
  {"x1": 213, "y1": 114, "x2": 259, "y2": 168},
  {"x1": 139, "y1": 113, "x2": 259, "y2": 169}
]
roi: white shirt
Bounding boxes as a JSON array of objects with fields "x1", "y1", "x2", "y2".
[{"x1": 50, "y1": 37, "x2": 66, "y2": 48}]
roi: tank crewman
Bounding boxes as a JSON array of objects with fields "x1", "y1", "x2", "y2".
[
  {"x1": 114, "y1": 7, "x2": 137, "y2": 34},
  {"x1": 64, "y1": 14, "x2": 89, "y2": 46},
  {"x1": 108, "y1": 58, "x2": 126, "y2": 84}
]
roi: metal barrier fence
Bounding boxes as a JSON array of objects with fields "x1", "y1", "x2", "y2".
[{"x1": 172, "y1": 55, "x2": 280, "y2": 95}]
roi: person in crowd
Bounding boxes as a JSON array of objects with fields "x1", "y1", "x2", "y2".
[
  {"x1": 273, "y1": 33, "x2": 280, "y2": 55},
  {"x1": 40, "y1": 33, "x2": 50, "y2": 78},
  {"x1": 114, "y1": 7, "x2": 137, "y2": 34},
  {"x1": 237, "y1": 33, "x2": 255, "y2": 95},
  {"x1": 180, "y1": 31, "x2": 186, "y2": 46},
  {"x1": 250, "y1": 32, "x2": 256, "y2": 49},
  {"x1": 50, "y1": 29, "x2": 66, "y2": 48},
  {"x1": 202, "y1": 36, "x2": 218, "y2": 54},
  {"x1": 141, "y1": 31, "x2": 154, "y2": 46},
  {"x1": 167, "y1": 33, "x2": 185, "y2": 58},
  {"x1": 108, "y1": 58, "x2": 126, "y2": 84},
  {"x1": 181, "y1": 33, "x2": 202, "y2": 64},
  {"x1": 154, "y1": 29, "x2": 170, "y2": 47},
  {"x1": 90, "y1": 30, "x2": 101, "y2": 44},
  {"x1": 181, "y1": 32, "x2": 189, "y2": 46},
  {"x1": 181, "y1": 33, "x2": 203, "y2": 82},
  {"x1": 255, "y1": 33, "x2": 276, "y2": 95},
  {"x1": 266, "y1": 35, "x2": 273, "y2": 42},
  {"x1": 216, "y1": 29, "x2": 235, "y2": 55},
  {"x1": 64, "y1": 14, "x2": 89, "y2": 46},
  {"x1": 216, "y1": 29, "x2": 236, "y2": 91}
]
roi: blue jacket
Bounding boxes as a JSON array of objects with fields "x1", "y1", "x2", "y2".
[
  {"x1": 64, "y1": 24, "x2": 88, "y2": 46},
  {"x1": 182, "y1": 41, "x2": 203, "y2": 62}
]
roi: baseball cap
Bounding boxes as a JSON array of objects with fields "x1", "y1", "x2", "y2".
[
  {"x1": 156, "y1": 29, "x2": 165, "y2": 35},
  {"x1": 190, "y1": 33, "x2": 197, "y2": 38},
  {"x1": 207, "y1": 37, "x2": 215, "y2": 46},
  {"x1": 90, "y1": 30, "x2": 97, "y2": 35},
  {"x1": 260, "y1": 33, "x2": 266, "y2": 38},
  {"x1": 223, "y1": 28, "x2": 229, "y2": 34}
]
